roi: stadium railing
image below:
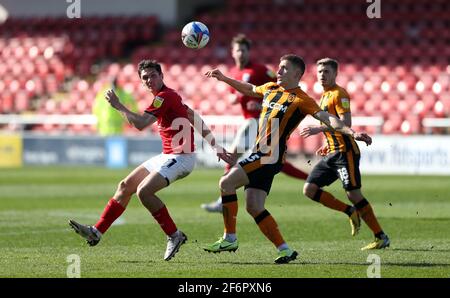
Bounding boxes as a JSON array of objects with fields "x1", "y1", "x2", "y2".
[
  {"x1": 422, "y1": 117, "x2": 450, "y2": 134},
  {"x1": 0, "y1": 114, "x2": 385, "y2": 133}
]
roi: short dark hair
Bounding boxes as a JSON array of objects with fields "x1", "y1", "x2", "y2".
[
  {"x1": 280, "y1": 54, "x2": 305, "y2": 77},
  {"x1": 138, "y1": 59, "x2": 162, "y2": 78},
  {"x1": 231, "y1": 33, "x2": 252, "y2": 50},
  {"x1": 316, "y1": 58, "x2": 339, "y2": 72}
]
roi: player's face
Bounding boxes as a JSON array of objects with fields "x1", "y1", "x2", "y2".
[
  {"x1": 317, "y1": 64, "x2": 337, "y2": 88},
  {"x1": 231, "y1": 43, "x2": 250, "y2": 68},
  {"x1": 277, "y1": 60, "x2": 301, "y2": 88},
  {"x1": 140, "y1": 68, "x2": 164, "y2": 94}
]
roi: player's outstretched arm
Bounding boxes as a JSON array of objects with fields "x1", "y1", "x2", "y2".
[
  {"x1": 205, "y1": 68, "x2": 261, "y2": 98},
  {"x1": 105, "y1": 89, "x2": 156, "y2": 130},
  {"x1": 185, "y1": 105, "x2": 237, "y2": 165},
  {"x1": 313, "y1": 111, "x2": 372, "y2": 145},
  {"x1": 300, "y1": 112, "x2": 352, "y2": 138}
]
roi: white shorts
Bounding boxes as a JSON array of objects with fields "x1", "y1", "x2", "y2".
[
  {"x1": 229, "y1": 118, "x2": 258, "y2": 154},
  {"x1": 141, "y1": 153, "x2": 196, "y2": 184}
]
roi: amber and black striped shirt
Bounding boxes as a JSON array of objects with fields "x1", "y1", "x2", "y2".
[
  {"x1": 319, "y1": 84, "x2": 360, "y2": 154},
  {"x1": 253, "y1": 82, "x2": 321, "y2": 162}
]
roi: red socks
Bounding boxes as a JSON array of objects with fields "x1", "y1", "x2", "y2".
[
  {"x1": 94, "y1": 199, "x2": 178, "y2": 237},
  {"x1": 95, "y1": 198, "x2": 125, "y2": 234},
  {"x1": 151, "y1": 205, "x2": 177, "y2": 236}
]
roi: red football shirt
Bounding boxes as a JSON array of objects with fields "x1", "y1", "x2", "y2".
[
  {"x1": 145, "y1": 85, "x2": 195, "y2": 154},
  {"x1": 228, "y1": 62, "x2": 276, "y2": 119}
]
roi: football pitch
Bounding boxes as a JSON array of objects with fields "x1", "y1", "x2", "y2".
[{"x1": 1, "y1": 166, "x2": 449, "y2": 278}]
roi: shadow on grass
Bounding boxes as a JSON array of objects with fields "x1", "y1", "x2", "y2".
[
  {"x1": 215, "y1": 261, "x2": 281, "y2": 265},
  {"x1": 210, "y1": 257, "x2": 445, "y2": 267},
  {"x1": 117, "y1": 260, "x2": 156, "y2": 264},
  {"x1": 116, "y1": 259, "x2": 450, "y2": 268},
  {"x1": 391, "y1": 248, "x2": 450, "y2": 252},
  {"x1": 388, "y1": 217, "x2": 450, "y2": 221},
  {"x1": 115, "y1": 259, "x2": 275, "y2": 265},
  {"x1": 159, "y1": 260, "x2": 450, "y2": 268},
  {"x1": 298, "y1": 261, "x2": 450, "y2": 268}
]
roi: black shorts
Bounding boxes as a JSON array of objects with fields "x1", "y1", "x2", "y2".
[
  {"x1": 239, "y1": 152, "x2": 283, "y2": 194},
  {"x1": 306, "y1": 151, "x2": 361, "y2": 191}
]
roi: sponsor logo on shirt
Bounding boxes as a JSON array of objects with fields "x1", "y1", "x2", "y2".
[
  {"x1": 341, "y1": 98, "x2": 350, "y2": 109},
  {"x1": 262, "y1": 99, "x2": 287, "y2": 112},
  {"x1": 153, "y1": 96, "x2": 164, "y2": 108}
]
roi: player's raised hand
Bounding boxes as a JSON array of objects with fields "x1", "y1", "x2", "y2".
[
  {"x1": 316, "y1": 144, "x2": 329, "y2": 156},
  {"x1": 205, "y1": 69, "x2": 226, "y2": 81},
  {"x1": 300, "y1": 126, "x2": 322, "y2": 138},
  {"x1": 105, "y1": 89, "x2": 123, "y2": 110},
  {"x1": 353, "y1": 132, "x2": 372, "y2": 146},
  {"x1": 214, "y1": 145, "x2": 237, "y2": 165}
]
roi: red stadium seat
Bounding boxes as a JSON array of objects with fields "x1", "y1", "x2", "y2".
[
  {"x1": 301, "y1": 134, "x2": 323, "y2": 155},
  {"x1": 383, "y1": 114, "x2": 403, "y2": 134},
  {"x1": 401, "y1": 115, "x2": 421, "y2": 134},
  {"x1": 1, "y1": 8, "x2": 447, "y2": 137},
  {"x1": 198, "y1": 100, "x2": 213, "y2": 115},
  {"x1": 286, "y1": 133, "x2": 303, "y2": 154},
  {"x1": 1, "y1": 92, "x2": 14, "y2": 113},
  {"x1": 433, "y1": 101, "x2": 446, "y2": 117}
]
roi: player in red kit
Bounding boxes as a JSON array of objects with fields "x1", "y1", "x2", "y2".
[
  {"x1": 201, "y1": 34, "x2": 309, "y2": 213},
  {"x1": 69, "y1": 60, "x2": 234, "y2": 261}
]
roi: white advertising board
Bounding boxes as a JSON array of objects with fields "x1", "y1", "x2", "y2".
[{"x1": 360, "y1": 136, "x2": 450, "y2": 175}]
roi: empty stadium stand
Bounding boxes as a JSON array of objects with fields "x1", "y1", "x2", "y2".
[{"x1": 0, "y1": 0, "x2": 449, "y2": 152}]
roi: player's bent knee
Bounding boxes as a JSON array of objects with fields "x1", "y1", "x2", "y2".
[
  {"x1": 302, "y1": 183, "x2": 311, "y2": 196},
  {"x1": 136, "y1": 185, "x2": 155, "y2": 201},
  {"x1": 303, "y1": 183, "x2": 317, "y2": 199},
  {"x1": 245, "y1": 203, "x2": 260, "y2": 217},
  {"x1": 218, "y1": 176, "x2": 227, "y2": 187},
  {"x1": 245, "y1": 193, "x2": 265, "y2": 217},
  {"x1": 117, "y1": 179, "x2": 135, "y2": 196},
  {"x1": 346, "y1": 190, "x2": 364, "y2": 203},
  {"x1": 219, "y1": 176, "x2": 233, "y2": 194}
]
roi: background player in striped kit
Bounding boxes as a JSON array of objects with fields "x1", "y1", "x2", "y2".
[{"x1": 300, "y1": 58, "x2": 390, "y2": 250}]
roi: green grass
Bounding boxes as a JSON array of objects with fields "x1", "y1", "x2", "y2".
[{"x1": 0, "y1": 167, "x2": 449, "y2": 278}]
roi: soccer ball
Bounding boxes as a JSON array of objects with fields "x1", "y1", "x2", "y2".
[{"x1": 181, "y1": 21, "x2": 210, "y2": 49}]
